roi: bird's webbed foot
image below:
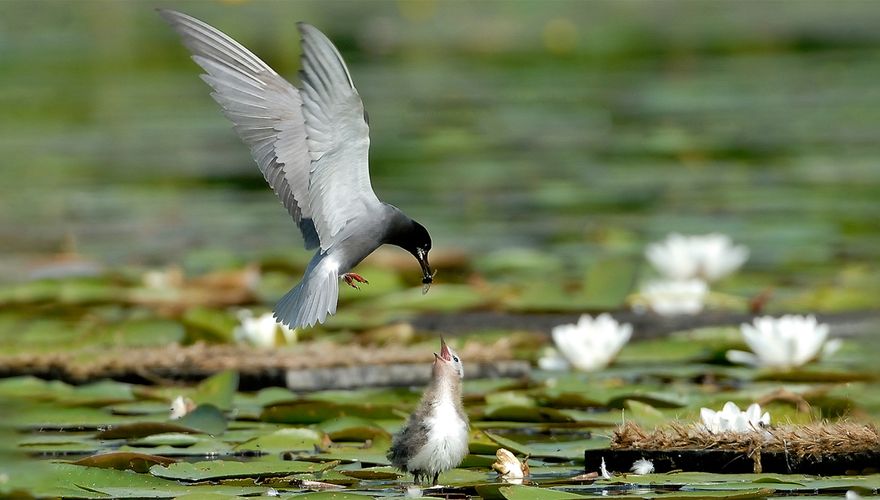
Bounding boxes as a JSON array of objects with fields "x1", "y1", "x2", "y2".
[{"x1": 342, "y1": 272, "x2": 369, "y2": 289}]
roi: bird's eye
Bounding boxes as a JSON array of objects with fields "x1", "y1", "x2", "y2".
[{"x1": 453, "y1": 356, "x2": 459, "y2": 362}]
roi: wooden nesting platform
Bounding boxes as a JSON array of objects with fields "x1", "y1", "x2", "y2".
[{"x1": 585, "y1": 421, "x2": 880, "y2": 475}]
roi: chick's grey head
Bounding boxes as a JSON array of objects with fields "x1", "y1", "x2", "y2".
[{"x1": 433, "y1": 337, "x2": 463, "y2": 379}]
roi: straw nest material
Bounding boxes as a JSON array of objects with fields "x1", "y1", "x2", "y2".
[{"x1": 613, "y1": 420, "x2": 880, "y2": 458}]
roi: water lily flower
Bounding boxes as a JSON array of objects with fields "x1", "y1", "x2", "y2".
[
  {"x1": 169, "y1": 395, "x2": 195, "y2": 420},
  {"x1": 234, "y1": 310, "x2": 297, "y2": 348},
  {"x1": 726, "y1": 315, "x2": 834, "y2": 370},
  {"x1": 700, "y1": 401, "x2": 770, "y2": 434},
  {"x1": 547, "y1": 314, "x2": 632, "y2": 372},
  {"x1": 630, "y1": 458, "x2": 654, "y2": 475},
  {"x1": 638, "y1": 279, "x2": 708, "y2": 316},
  {"x1": 646, "y1": 233, "x2": 749, "y2": 282},
  {"x1": 492, "y1": 448, "x2": 529, "y2": 483}
]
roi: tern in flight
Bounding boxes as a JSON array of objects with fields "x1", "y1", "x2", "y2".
[{"x1": 161, "y1": 10, "x2": 435, "y2": 329}]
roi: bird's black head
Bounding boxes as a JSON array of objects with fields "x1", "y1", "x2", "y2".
[{"x1": 388, "y1": 219, "x2": 434, "y2": 291}]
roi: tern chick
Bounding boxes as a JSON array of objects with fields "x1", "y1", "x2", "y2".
[
  {"x1": 388, "y1": 338, "x2": 469, "y2": 486},
  {"x1": 160, "y1": 10, "x2": 435, "y2": 329}
]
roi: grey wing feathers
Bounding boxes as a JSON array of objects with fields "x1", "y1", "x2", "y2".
[
  {"x1": 297, "y1": 23, "x2": 378, "y2": 251},
  {"x1": 159, "y1": 9, "x2": 320, "y2": 249},
  {"x1": 388, "y1": 417, "x2": 429, "y2": 470}
]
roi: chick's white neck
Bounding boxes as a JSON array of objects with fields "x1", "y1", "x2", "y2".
[{"x1": 405, "y1": 377, "x2": 469, "y2": 479}]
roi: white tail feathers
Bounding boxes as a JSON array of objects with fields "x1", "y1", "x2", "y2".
[{"x1": 273, "y1": 255, "x2": 339, "y2": 329}]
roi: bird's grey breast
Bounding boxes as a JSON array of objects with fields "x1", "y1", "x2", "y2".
[{"x1": 329, "y1": 203, "x2": 389, "y2": 271}]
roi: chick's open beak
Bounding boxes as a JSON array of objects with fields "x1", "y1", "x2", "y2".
[{"x1": 439, "y1": 337, "x2": 452, "y2": 361}]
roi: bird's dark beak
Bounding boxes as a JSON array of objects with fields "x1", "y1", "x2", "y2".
[{"x1": 416, "y1": 248, "x2": 434, "y2": 294}]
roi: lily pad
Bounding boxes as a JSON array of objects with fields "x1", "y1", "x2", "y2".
[
  {"x1": 192, "y1": 371, "x2": 239, "y2": 410},
  {"x1": 500, "y1": 485, "x2": 587, "y2": 499},
  {"x1": 234, "y1": 427, "x2": 324, "y2": 453},
  {"x1": 339, "y1": 466, "x2": 402, "y2": 480},
  {"x1": 483, "y1": 405, "x2": 576, "y2": 423},
  {"x1": 261, "y1": 400, "x2": 401, "y2": 424},
  {"x1": 71, "y1": 452, "x2": 177, "y2": 473},
  {"x1": 149, "y1": 459, "x2": 339, "y2": 481},
  {"x1": 97, "y1": 404, "x2": 226, "y2": 439}
]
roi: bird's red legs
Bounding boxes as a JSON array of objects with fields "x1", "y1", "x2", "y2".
[{"x1": 342, "y1": 273, "x2": 369, "y2": 289}]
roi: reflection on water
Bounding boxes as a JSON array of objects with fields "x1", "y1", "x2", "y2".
[{"x1": 1, "y1": 1, "x2": 879, "y2": 282}]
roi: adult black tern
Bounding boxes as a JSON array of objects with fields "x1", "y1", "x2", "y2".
[{"x1": 160, "y1": 10, "x2": 434, "y2": 329}]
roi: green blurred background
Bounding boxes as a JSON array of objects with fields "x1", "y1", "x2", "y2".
[{"x1": 1, "y1": 0, "x2": 879, "y2": 293}]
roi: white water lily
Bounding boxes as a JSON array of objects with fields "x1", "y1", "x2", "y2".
[
  {"x1": 726, "y1": 315, "x2": 834, "y2": 370},
  {"x1": 234, "y1": 310, "x2": 297, "y2": 348},
  {"x1": 630, "y1": 458, "x2": 654, "y2": 475},
  {"x1": 700, "y1": 401, "x2": 770, "y2": 434},
  {"x1": 646, "y1": 233, "x2": 749, "y2": 282},
  {"x1": 638, "y1": 279, "x2": 708, "y2": 316},
  {"x1": 169, "y1": 395, "x2": 195, "y2": 420},
  {"x1": 548, "y1": 314, "x2": 632, "y2": 372}
]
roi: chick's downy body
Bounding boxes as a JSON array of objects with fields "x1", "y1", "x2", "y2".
[{"x1": 388, "y1": 339, "x2": 469, "y2": 485}]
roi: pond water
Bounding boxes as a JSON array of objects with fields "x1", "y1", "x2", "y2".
[{"x1": 1, "y1": 1, "x2": 879, "y2": 286}]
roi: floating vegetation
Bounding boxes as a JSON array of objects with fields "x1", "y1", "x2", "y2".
[{"x1": 592, "y1": 421, "x2": 880, "y2": 475}]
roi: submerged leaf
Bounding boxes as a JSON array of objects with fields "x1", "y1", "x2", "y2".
[
  {"x1": 97, "y1": 404, "x2": 226, "y2": 439},
  {"x1": 71, "y1": 452, "x2": 177, "y2": 473}
]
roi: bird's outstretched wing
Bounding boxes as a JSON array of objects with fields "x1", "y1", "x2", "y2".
[
  {"x1": 160, "y1": 10, "x2": 378, "y2": 251},
  {"x1": 296, "y1": 22, "x2": 379, "y2": 251}
]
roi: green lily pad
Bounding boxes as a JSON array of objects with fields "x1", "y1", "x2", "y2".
[
  {"x1": 580, "y1": 255, "x2": 637, "y2": 309},
  {"x1": 234, "y1": 427, "x2": 324, "y2": 453},
  {"x1": 500, "y1": 485, "x2": 587, "y2": 499},
  {"x1": 483, "y1": 406, "x2": 576, "y2": 423},
  {"x1": 362, "y1": 284, "x2": 489, "y2": 313},
  {"x1": 181, "y1": 307, "x2": 237, "y2": 343},
  {"x1": 294, "y1": 493, "x2": 375, "y2": 499},
  {"x1": 192, "y1": 371, "x2": 239, "y2": 410},
  {"x1": 1, "y1": 462, "x2": 263, "y2": 499},
  {"x1": 606, "y1": 393, "x2": 687, "y2": 409},
  {"x1": 307, "y1": 443, "x2": 392, "y2": 466},
  {"x1": 149, "y1": 459, "x2": 338, "y2": 481},
  {"x1": 126, "y1": 432, "x2": 204, "y2": 447},
  {"x1": 261, "y1": 400, "x2": 401, "y2": 424},
  {"x1": 318, "y1": 416, "x2": 394, "y2": 444},
  {"x1": 482, "y1": 431, "x2": 532, "y2": 456},
  {"x1": 340, "y1": 466, "x2": 402, "y2": 480}
]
